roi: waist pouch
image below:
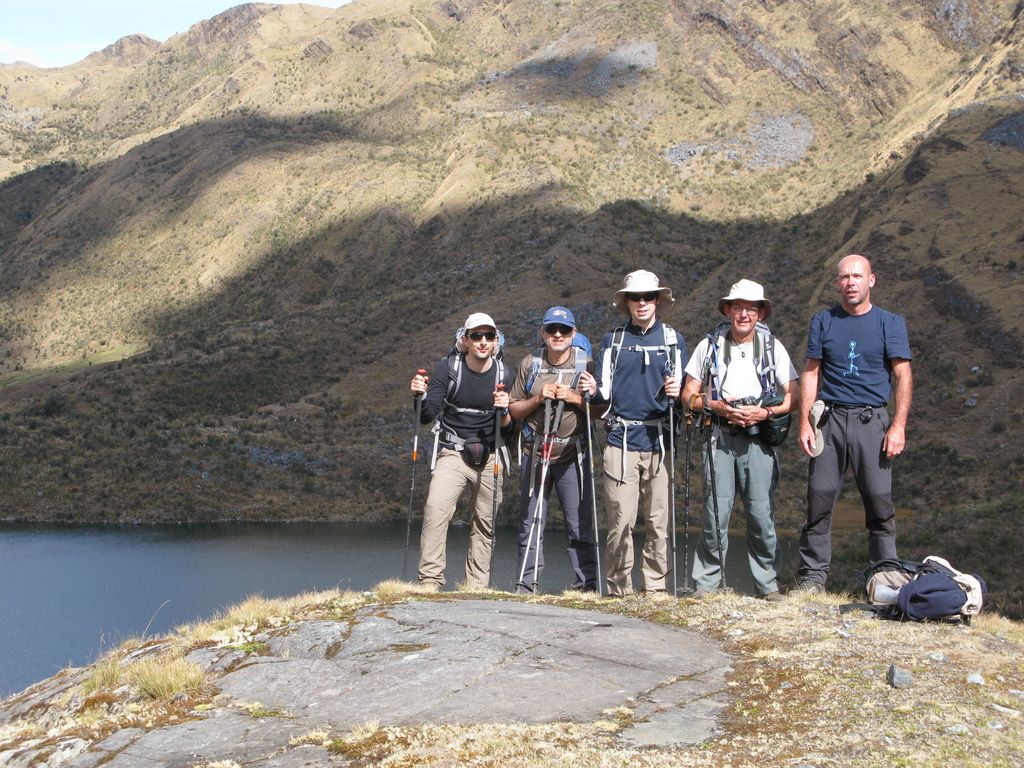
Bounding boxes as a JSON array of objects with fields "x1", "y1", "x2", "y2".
[
  {"x1": 460, "y1": 438, "x2": 491, "y2": 469},
  {"x1": 759, "y1": 391, "x2": 791, "y2": 447}
]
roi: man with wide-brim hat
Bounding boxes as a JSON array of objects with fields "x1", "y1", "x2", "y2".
[
  {"x1": 410, "y1": 312, "x2": 513, "y2": 590},
  {"x1": 682, "y1": 278, "x2": 798, "y2": 600},
  {"x1": 583, "y1": 270, "x2": 685, "y2": 596}
]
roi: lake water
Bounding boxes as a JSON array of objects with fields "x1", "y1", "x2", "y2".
[{"x1": 0, "y1": 521, "x2": 792, "y2": 698}]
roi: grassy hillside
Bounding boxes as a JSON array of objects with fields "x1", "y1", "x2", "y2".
[{"x1": 0, "y1": 0, "x2": 1022, "y2": 610}]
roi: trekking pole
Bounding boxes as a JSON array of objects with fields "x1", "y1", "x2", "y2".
[
  {"x1": 663, "y1": 364, "x2": 679, "y2": 598},
  {"x1": 403, "y1": 368, "x2": 426, "y2": 581},
  {"x1": 584, "y1": 392, "x2": 602, "y2": 597},
  {"x1": 681, "y1": 401, "x2": 694, "y2": 594},
  {"x1": 668, "y1": 397, "x2": 678, "y2": 598},
  {"x1": 704, "y1": 403, "x2": 727, "y2": 590},
  {"x1": 518, "y1": 397, "x2": 553, "y2": 591},
  {"x1": 489, "y1": 382, "x2": 505, "y2": 588}
]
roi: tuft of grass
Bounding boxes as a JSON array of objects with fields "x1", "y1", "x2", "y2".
[
  {"x1": 124, "y1": 655, "x2": 205, "y2": 701},
  {"x1": 178, "y1": 589, "x2": 346, "y2": 645},
  {"x1": 241, "y1": 701, "x2": 290, "y2": 718},
  {"x1": 328, "y1": 719, "x2": 388, "y2": 759},
  {"x1": 81, "y1": 656, "x2": 121, "y2": 694},
  {"x1": 374, "y1": 579, "x2": 437, "y2": 599},
  {"x1": 289, "y1": 729, "x2": 331, "y2": 747},
  {"x1": 228, "y1": 641, "x2": 271, "y2": 656}
]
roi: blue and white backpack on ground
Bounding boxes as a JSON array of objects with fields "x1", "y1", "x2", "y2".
[{"x1": 863, "y1": 555, "x2": 987, "y2": 623}]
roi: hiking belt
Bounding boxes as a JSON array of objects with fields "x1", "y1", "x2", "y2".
[
  {"x1": 824, "y1": 402, "x2": 886, "y2": 411},
  {"x1": 707, "y1": 414, "x2": 756, "y2": 435},
  {"x1": 822, "y1": 402, "x2": 886, "y2": 426},
  {"x1": 430, "y1": 424, "x2": 510, "y2": 472},
  {"x1": 609, "y1": 416, "x2": 668, "y2": 483}
]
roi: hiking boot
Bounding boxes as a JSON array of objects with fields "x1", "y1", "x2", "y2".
[
  {"x1": 758, "y1": 591, "x2": 784, "y2": 602},
  {"x1": 790, "y1": 579, "x2": 824, "y2": 595}
]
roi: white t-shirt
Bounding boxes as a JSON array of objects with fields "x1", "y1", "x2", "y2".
[{"x1": 684, "y1": 335, "x2": 797, "y2": 402}]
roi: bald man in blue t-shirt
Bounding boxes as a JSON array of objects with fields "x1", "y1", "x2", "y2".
[{"x1": 792, "y1": 254, "x2": 913, "y2": 594}]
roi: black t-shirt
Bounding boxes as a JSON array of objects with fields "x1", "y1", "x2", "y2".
[{"x1": 419, "y1": 354, "x2": 514, "y2": 444}]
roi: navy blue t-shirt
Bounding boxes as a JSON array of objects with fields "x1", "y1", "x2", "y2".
[{"x1": 805, "y1": 305, "x2": 911, "y2": 407}]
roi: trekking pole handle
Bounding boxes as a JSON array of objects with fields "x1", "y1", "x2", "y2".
[{"x1": 411, "y1": 369, "x2": 427, "y2": 461}]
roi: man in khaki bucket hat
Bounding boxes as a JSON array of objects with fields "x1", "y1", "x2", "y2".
[
  {"x1": 682, "y1": 279, "x2": 797, "y2": 601},
  {"x1": 582, "y1": 270, "x2": 685, "y2": 596}
]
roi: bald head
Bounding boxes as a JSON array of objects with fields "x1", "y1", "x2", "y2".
[
  {"x1": 838, "y1": 253, "x2": 872, "y2": 276},
  {"x1": 836, "y1": 253, "x2": 875, "y2": 315}
]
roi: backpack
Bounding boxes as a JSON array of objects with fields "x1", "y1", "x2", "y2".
[
  {"x1": 700, "y1": 320, "x2": 790, "y2": 446},
  {"x1": 862, "y1": 556, "x2": 987, "y2": 623}
]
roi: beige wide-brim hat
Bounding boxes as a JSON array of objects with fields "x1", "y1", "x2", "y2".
[
  {"x1": 718, "y1": 278, "x2": 773, "y2": 320},
  {"x1": 612, "y1": 270, "x2": 674, "y2": 314}
]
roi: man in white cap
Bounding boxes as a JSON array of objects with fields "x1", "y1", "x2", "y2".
[
  {"x1": 793, "y1": 254, "x2": 912, "y2": 593},
  {"x1": 410, "y1": 313, "x2": 513, "y2": 589},
  {"x1": 587, "y1": 270, "x2": 685, "y2": 596},
  {"x1": 681, "y1": 279, "x2": 798, "y2": 600}
]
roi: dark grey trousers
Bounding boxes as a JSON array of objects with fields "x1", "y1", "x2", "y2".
[
  {"x1": 514, "y1": 450, "x2": 598, "y2": 593},
  {"x1": 797, "y1": 405, "x2": 897, "y2": 585}
]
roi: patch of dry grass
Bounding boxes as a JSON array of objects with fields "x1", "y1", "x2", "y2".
[
  {"x1": 81, "y1": 656, "x2": 121, "y2": 695},
  {"x1": 124, "y1": 655, "x2": 205, "y2": 701},
  {"x1": 176, "y1": 589, "x2": 348, "y2": 646}
]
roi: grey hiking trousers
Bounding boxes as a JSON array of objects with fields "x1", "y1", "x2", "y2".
[
  {"x1": 692, "y1": 427, "x2": 782, "y2": 596},
  {"x1": 513, "y1": 450, "x2": 597, "y2": 593},
  {"x1": 797, "y1": 404, "x2": 897, "y2": 586}
]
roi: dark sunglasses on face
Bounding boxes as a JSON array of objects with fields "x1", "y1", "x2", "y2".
[
  {"x1": 627, "y1": 292, "x2": 659, "y2": 303},
  {"x1": 467, "y1": 331, "x2": 497, "y2": 341},
  {"x1": 543, "y1": 324, "x2": 573, "y2": 336}
]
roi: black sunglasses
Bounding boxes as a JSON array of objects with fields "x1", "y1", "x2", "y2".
[
  {"x1": 467, "y1": 331, "x2": 497, "y2": 341},
  {"x1": 627, "y1": 292, "x2": 659, "y2": 303},
  {"x1": 543, "y1": 324, "x2": 573, "y2": 336}
]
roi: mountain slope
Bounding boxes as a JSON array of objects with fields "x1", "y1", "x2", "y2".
[{"x1": 0, "y1": 0, "x2": 1022, "y2": 607}]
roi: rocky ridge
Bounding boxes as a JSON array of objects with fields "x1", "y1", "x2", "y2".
[{"x1": 1, "y1": 588, "x2": 1021, "y2": 767}]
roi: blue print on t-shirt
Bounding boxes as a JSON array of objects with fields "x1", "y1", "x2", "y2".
[{"x1": 843, "y1": 340, "x2": 861, "y2": 377}]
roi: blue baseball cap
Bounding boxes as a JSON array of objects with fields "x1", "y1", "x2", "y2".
[{"x1": 541, "y1": 306, "x2": 576, "y2": 328}]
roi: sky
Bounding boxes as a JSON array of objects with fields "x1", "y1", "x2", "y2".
[{"x1": 1, "y1": 0, "x2": 353, "y2": 68}]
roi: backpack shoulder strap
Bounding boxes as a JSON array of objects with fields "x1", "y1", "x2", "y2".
[
  {"x1": 525, "y1": 347, "x2": 546, "y2": 393},
  {"x1": 704, "y1": 321, "x2": 730, "y2": 399},
  {"x1": 600, "y1": 326, "x2": 627, "y2": 418},
  {"x1": 446, "y1": 351, "x2": 464, "y2": 400},
  {"x1": 754, "y1": 321, "x2": 780, "y2": 395},
  {"x1": 609, "y1": 325, "x2": 626, "y2": 370}
]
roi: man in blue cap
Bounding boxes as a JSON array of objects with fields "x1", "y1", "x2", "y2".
[{"x1": 508, "y1": 306, "x2": 598, "y2": 593}]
